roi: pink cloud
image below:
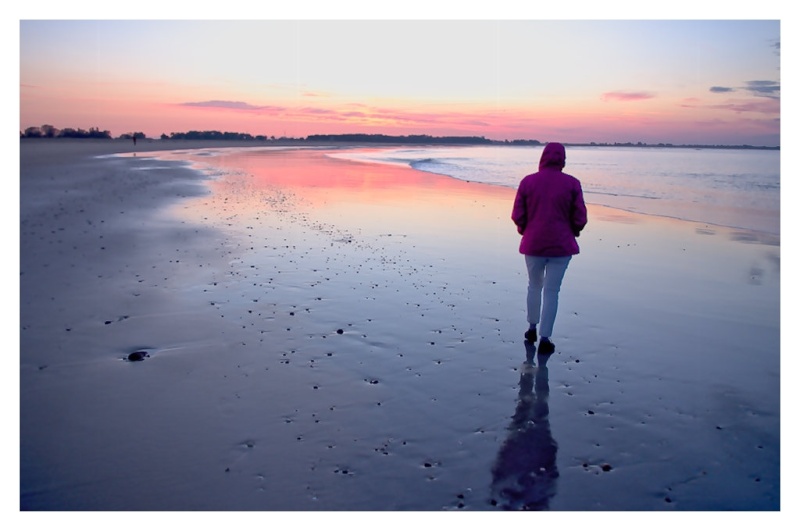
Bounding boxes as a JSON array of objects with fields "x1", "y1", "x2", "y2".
[
  {"x1": 298, "y1": 107, "x2": 339, "y2": 115},
  {"x1": 178, "y1": 100, "x2": 287, "y2": 114},
  {"x1": 601, "y1": 91, "x2": 656, "y2": 102},
  {"x1": 180, "y1": 100, "x2": 259, "y2": 110}
]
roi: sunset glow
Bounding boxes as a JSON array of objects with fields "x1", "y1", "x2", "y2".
[{"x1": 18, "y1": 17, "x2": 781, "y2": 146}]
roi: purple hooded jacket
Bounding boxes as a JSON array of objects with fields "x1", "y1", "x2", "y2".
[{"x1": 511, "y1": 143, "x2": 587, "y2": 256}]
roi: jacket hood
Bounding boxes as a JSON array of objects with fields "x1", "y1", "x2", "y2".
[{"x1": 539, "y1": 142, "x2": 566, "y2": 170}]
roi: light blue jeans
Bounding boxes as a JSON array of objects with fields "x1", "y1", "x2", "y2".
[{"x1": 525, "y1": 255, "x2": 572, "y2": 338}]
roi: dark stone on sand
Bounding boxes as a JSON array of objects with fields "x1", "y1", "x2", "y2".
[
  {"x1": 127, "y1": 351, "x2": 149, "y2": 362},
  {"x1": 601, "y1": 463, "x2": 612, "y2": 472},
  {"x1": 337, "y1": 329, "x2": 344, "y2": 334}
]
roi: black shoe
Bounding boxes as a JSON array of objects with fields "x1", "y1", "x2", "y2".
[
  {"x1": 524, "y1": 329, "x2": 537, "y2": 343},
  {"x1": 538, "y1": 338, "x2": 555, "y2": 355}
]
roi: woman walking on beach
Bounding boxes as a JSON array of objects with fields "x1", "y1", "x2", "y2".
[{"x1": 512, "y1": 142, "x2": 587, "y2": 355}]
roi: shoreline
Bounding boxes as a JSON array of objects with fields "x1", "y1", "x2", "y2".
[{"x1": 18, "y1": 139, "x2": 781, "y2": 511}]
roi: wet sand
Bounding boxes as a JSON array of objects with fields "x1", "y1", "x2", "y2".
[{"x1": 18, "y1": 139, "x2": 781, "y2": 514}]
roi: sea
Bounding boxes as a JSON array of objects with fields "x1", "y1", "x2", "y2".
[{"x1": 329, "y1": 145, "x2": 780, "y2": 236}]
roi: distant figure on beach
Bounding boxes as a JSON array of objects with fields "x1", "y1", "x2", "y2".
[
  {"x1": 133, "y1": 135, "x2": 137, "y2": 146},
  {"x1": 490, "y1": 343, "x2": 558, "y2": 509},
  {"x1": 512, "y1": 142, "x2": 587, "y2": 354}
]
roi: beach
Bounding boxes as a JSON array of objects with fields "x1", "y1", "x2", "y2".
[{"x1": 18, "y1": 139, "x2": 781, "y2": 513}]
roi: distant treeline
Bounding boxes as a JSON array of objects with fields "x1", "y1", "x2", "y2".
[
  {"x1": 306, "y1": 133, "x2": 499, "y2": 145},
  {"x1": 21, "y1": 125, "x2": 113, "y2": 139},
  {"x1": 164, "y1": 130, "x2": 272, "y2": 141},
  {"x1": 20, "y1": 125, "x2": 778, "y2": 150}
]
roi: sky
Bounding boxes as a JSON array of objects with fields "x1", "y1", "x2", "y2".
[{"x1": 16, "y1": 8, "x2": 785, "y2": 146}]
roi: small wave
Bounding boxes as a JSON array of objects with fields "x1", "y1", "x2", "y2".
[{"x1": 584, "y1": 190, "x2": 660, "y2": 201}]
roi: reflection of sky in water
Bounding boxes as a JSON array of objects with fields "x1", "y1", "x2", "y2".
[{"x1": 153, "y1": 147, "x2": 520, "y2": 256}]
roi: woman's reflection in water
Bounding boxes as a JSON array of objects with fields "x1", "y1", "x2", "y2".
[{"x1": 490, "y1": 342, "x2": 558, "y2": 510}]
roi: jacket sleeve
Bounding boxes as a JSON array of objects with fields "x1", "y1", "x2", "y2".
[
  {"x1": 511, "y1": 185, "x2": 527, "y2": 234},
  {"x1": 571, "y1": 183, "x2": 588, "y2": 236}
]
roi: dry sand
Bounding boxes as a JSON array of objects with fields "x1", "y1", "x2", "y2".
[{"x1": 18, "y1": 139, "x2": 782, "y2": 515}]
